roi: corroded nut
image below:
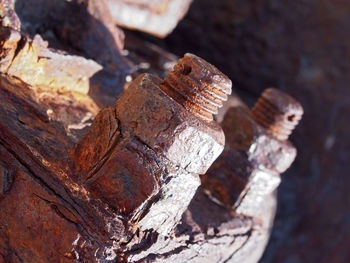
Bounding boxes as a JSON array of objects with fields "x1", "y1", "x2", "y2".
[
  {"x1": 85, "y1": 137, "x2": 162, "y2": 215},
  {"x1": 116, "y1": 73, "x2": 225, "y2": 174},
  {"x1": 222, "y1": 106, "x2": 297, "y2": 174}
]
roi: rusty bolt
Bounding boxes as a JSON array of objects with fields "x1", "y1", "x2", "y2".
[
  {"x1": 76, "y1": 53, "x2": 231, "y2": 222},
  {"x1": 116, "y1": 53, "x2": 231, "y2": 174},
  {"x1": 161, "y1": 53, "x2": 232, "y2": 122},
  {"x1": 251, "y1": 88, "x2": 303, "y2": 141},
  {"x1": 202, "y1": 88, "x2": 303, "y2": 216}
]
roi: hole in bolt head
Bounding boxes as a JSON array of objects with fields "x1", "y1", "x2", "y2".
[
  {"x1": 287, "y1": 114, "x2": 296, "y2": 122},
  {"x1": 180, "y1": 63, "x2": 192, "y2": 75}
]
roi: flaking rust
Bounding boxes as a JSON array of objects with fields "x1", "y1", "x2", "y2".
[
  {"x1": 74, "y1": 53, "x2": 232, "y2": 236},
  {"x1": 72, "y1": 54, "x2": 304, "y2": 262},
  {"x1": 0, "y1": 5, "x2": 304, "y2": 257},
  {"x1": 202, "y1": 88, "x2": 303, "y2": 216},
  {"x1": 129, "y1": 89, "x2": 303, "y2": 262}
]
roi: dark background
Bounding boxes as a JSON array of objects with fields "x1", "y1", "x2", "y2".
[{"x1": 142, "y1": 0, "x2": 350, "y2": 262}]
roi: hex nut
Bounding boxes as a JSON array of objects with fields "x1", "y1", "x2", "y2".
[
  {"x1": 222, "y1": 106, "x2": 296, "y2": 174},
  {"x1": 116, "y1": 74, "x2": 225, "y2": 174}
]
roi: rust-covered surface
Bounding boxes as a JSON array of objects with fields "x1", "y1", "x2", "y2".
[
  {"x1": 0, "y1": 27, "x2": 102, "y2": 95},
  {"x1": 0, "y1": 75, "x2": 128, "y2": 262},
  {"x1": 12, "y1": 0, "x2": 130, "y2": 107},
  {"x1": 74, "y1": 53, "x2": 230, "y2": 226},
  {"x1": 158, "y1": 0, "x2": 350, "y2": 262},
  {"x1": 0, "y1": 69, "x2": 301, "y2": 262},
  {"x1": 0, "y1": 0, "x2": 306, "y2": 262},
  {"x1": 107, "y1": 0, "x2": 193, "y2": 37}
]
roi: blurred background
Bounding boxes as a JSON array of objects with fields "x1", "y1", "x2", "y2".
[{"x1": 136, "y1": 0, "x2": 350, "y2": 262}]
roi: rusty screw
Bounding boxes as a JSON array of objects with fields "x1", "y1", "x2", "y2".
[
  {"x1": 161, "y1": 53, "x2": 232, "y2": 122},
  {"x1": 251, "y1": 88, "x2": 303, "y2": 141}
]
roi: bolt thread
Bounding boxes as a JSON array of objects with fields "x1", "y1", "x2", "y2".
[
  {"x1": 161, "y1": 53, "x2": 232, "y2": 122},
  {"x1": 252, "y1": 88, "x2": 303, "y2": 141}
]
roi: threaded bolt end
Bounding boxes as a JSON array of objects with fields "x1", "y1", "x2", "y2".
[
  {"x1": 161, "y1": 53, "x2": 232, "y2": 122},
  {"x1": 252, "y1": 88, "x2": 303, "y2": 141}
]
